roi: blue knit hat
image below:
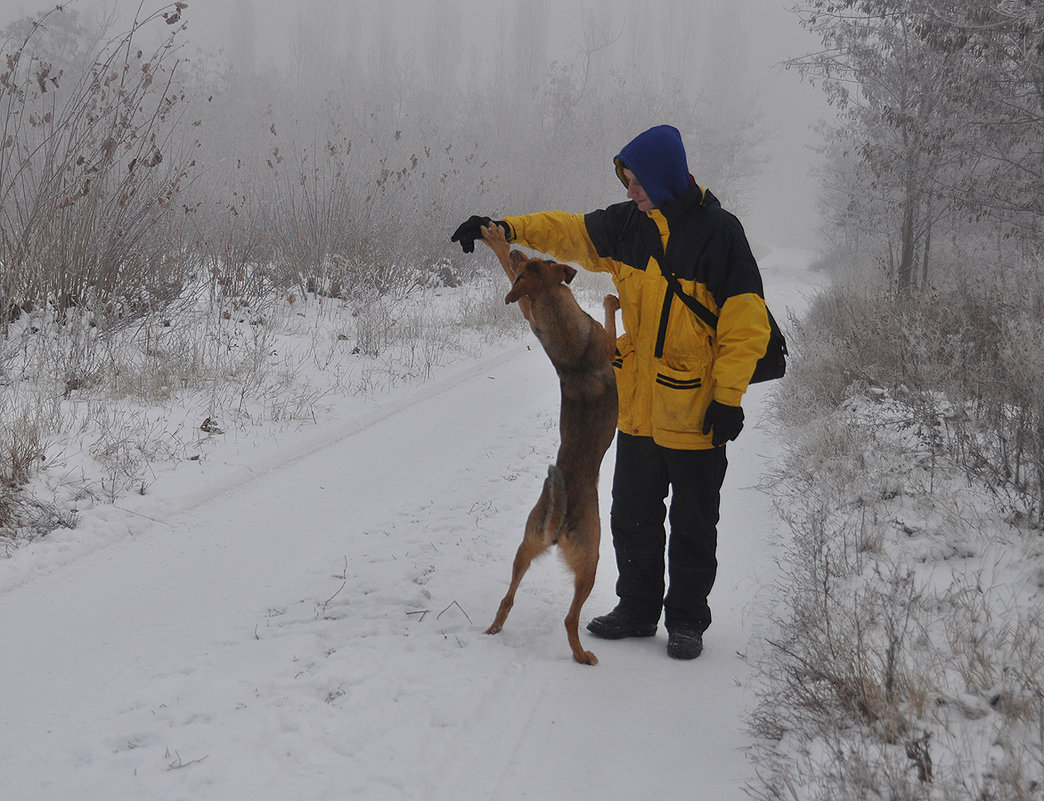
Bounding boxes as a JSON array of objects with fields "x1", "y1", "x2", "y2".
[{"x1": 613, "y1": 125, "x2": 691, "y2": 208}]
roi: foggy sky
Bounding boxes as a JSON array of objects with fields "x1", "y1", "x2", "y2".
[{"x1": 0, "y1": 0, "x2": 832, "y2": 249}]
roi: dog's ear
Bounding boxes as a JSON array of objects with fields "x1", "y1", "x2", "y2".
[
  {"x1": 561, "y1": 264, "x2": 578, "y2": 285},
  {"x1": 505, "y1": 271, "x2": 529, "y2": 305}
]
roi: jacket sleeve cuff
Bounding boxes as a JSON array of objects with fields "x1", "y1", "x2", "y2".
[
  {"x1": 503, "y1": 216, "x2": 522, "y2": 243},
  {"x1": 713, "y1": 387, "x2": 745, "y2": 407}
]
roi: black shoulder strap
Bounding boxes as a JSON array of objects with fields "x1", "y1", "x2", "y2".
[{"x1": 640, "y1": 217, "x2": 719, "y2": 331}]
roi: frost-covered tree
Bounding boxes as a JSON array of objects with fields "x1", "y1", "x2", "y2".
[
  {"x1": 791, "y1": 0, "x2": 1044, "y2": 285},
  {"x1": 915, "y1": 0, "x2": 1044, "y2": 238},
  {"x1": 789, "y1": 1, "x2": 959, "y2": 287}
]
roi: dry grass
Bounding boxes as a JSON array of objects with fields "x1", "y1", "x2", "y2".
[{"x1": 0, "y1": 266, "x2": 521, "y2": 546}]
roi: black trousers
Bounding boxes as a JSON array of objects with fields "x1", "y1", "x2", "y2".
[{"x1": 609, "y1": 432, "x2": 728, "y2": 632}]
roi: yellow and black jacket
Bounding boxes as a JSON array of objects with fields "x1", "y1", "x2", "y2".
[{"x1": 504, "y1": 183, "x2": 771, "y2": 450}]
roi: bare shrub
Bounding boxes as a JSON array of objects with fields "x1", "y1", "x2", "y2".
[
  {"x1": 767, "y1": 454, "x2": 933, "y2": 745},
  {"x1": 88, "y1": 403, "x2": 180, "y2": 502},
  {"x1": 0, "y1": 379, "x2": 70, "y2": 542},
  {"x1": 0, "y1": 4, "x2": 200, "y2": 334},
  {"x1": 455, "y1": 275, "x2": 527, "y2": 342},
  {"x1": 259, "y1": 125, "x2": 355, "y2": 297},
  {"x1": 0, "y1": 403, "x2": 48, "y2": 487}
]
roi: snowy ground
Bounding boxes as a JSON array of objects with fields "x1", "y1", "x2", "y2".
[{"x1": 0, "y1": 249, "x2": 823, "y2": 800}]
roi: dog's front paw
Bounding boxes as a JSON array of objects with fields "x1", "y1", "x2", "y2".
[
  {"x1": 485, "y1": 622, "x2": 503, "y2": 635},
  {"x1": 603, "y1": 294, "x2": 620, "y2": 314},
  {"x1": 480, "y1": 222, "x2": 507, "y2": 246}
]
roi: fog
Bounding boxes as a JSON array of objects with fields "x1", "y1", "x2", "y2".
[{"x1": 0, "y1": 0, "x2": 832, "y2": 249}]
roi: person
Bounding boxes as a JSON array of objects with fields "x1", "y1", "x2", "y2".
[{"x1": 451, "y1": 124, "x2": 771, "y2": 660}]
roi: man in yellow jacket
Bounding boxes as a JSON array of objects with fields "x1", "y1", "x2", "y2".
[{"x1": 452, "y1": 125, "x2": 771, "y2": 659}]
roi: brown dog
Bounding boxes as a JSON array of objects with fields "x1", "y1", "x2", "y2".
[{"x1": 480, "y1": 223, "x2": 619, "y2": 665}]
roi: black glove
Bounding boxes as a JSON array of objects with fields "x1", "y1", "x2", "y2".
[
  {"x1": 701, "y1": 400, "x2": 744, "y2": 447},
  {"x1": 450, "y1": 215, "x2": 509, "y2": 253}
]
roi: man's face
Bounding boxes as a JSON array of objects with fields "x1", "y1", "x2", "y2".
[{"x1": 622, "y1": 168, "x2": 654, "y2": 212}]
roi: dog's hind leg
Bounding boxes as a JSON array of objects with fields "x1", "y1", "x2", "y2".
[
  {"x1": 561, "y1": 521, "x2": 600, "y2": 665},
  {"x1": 485, "y1": 505, "x2": 548, "y2": 636},
  {"x1": 485, "y1": 468, "x2": 565, "y2": 637}
]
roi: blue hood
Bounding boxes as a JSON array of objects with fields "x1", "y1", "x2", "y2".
[{"x1": 614, "y1": 125, "x2": 691, "y2": 209}]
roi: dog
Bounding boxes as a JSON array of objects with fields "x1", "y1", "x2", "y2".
[{"x1": 480, "y1": 223, "x2": 619, "y2": 665}]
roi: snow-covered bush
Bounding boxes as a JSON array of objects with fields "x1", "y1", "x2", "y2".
[
  {"x1": 777, "y1": 271, "x2": 1044, "y2": 527},
  {"x1": 751, "y1": 269, "x2": 1044, "y2": 800}
]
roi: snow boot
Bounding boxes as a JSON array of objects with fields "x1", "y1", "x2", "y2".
[
  {"x1": 586, "y1": 603, "x2": 659, "y2": 639},
  {"x1": 666, "y1": 625, "x2": 704, "y2": 660}
]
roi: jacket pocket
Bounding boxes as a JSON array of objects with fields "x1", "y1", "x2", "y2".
[{"x1": 652, "y1": 361, "x2": 710, "y2": 434}]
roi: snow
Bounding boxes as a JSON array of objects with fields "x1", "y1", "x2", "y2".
[{"x1": 0, "y1": 249, "x2": 823, "y2": 800}]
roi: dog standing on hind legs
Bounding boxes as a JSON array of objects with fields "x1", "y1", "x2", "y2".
[{"x1": 479, "y1": 223, "x2": 619, "y2": 665}]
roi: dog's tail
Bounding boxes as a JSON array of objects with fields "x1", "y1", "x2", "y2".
[{"x1": 541, "y1": 465, "x2": 568, "y2": 545}]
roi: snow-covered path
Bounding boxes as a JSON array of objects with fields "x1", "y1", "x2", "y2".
[{"x1": 0, "y1": 252, "x2": 817, "y2": 800}]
